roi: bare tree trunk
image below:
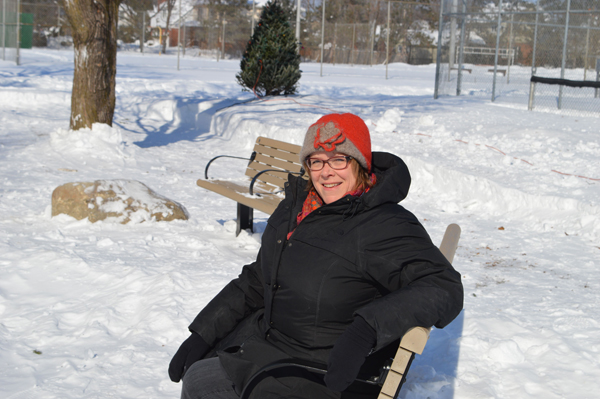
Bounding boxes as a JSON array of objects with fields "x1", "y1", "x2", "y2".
[
  {"x1": 161, "y1": 0, "x2": 175, "y2": 54},
  {"x1": 63, "y1": 0, "x2": 120, "y2": 130}
]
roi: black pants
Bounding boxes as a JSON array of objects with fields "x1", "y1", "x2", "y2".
[{"x1": 181, "y1": 357, "x2": 239, "y2": 399}]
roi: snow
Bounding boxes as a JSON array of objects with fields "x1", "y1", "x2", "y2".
[{"x1": 1, "y1": 48, "x2": 599, "y2": 399}]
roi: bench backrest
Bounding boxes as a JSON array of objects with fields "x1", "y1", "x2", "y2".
[{"x1": 245, "y1": 137, "x2": 304, "y2": 193}]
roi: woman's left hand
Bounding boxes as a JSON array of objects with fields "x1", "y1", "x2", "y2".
[{"x1": 324, "y1": 316, "x2": 377, "y2": 392}]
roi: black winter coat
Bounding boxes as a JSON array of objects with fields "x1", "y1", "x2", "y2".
[{"x1": 189, "y1": 152, "x2": 464, "y2": 398}]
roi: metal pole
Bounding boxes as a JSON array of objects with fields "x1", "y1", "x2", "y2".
[
  {"x1": 584, "y1": 15, "x2": 591, "y2": 80},
  {"x1": 252, "y1": 0, "x2": 255, "y2": 36},
  {"x1": 333, "y1": 22, "x2": 336, "y2": 65},
  {"x1": 558, "y1": 0, "x2": 571, "y2": 110},
  {"x1": 142, "y1": 12, "x2": 145, "y2": 54},
  {"x1": 222, "y1": 20, "x2": 226, "y2": 60},
  {"x1": 433, "y1": 0, "x2": 445, "y2": 99},
  {"x1": 456, "y1": 0, "x2": 466, "y2": 96},
  {"x1": 448, "y1": 0, "x2": 457, "y2": 80},
  {"x1": 386, "y1": 1, "x2": 390, "y2": 79},
  {"x1": 177, "y1": 0, "x2": 181, "y2": 70},
  {"x1": 320, "y1": 0, "x2": 325, "y2": 77},
  {"x1": 531, "y1": 0, "x2": 539, "y2": 75},
  {"x1": 528, "y1": 80, "x2": 535, "y2": 110},
  {"x1": 296, "y1": 0, "x2": 301, "y2": 51},
  {"x1": 369, "y1": 21, "x2": 375, "y2": 66},
  {"x1": 16, "y1": 0, "x2": 20, "y2": 65},
  {"x1": 507, "y1": 5, "x2": 514, "y2": 84},
  {"x1": 183, "y1": 21, "x2": 186, "y2": 56},
  {"x1": 351, "y1": 23, "x2": 355, "y2": 66},
  {"x1": 492, "y1": 0, "x2": 503, "y2": 102},
  {"x1": 2, "y1": 0, "x2": 6, "y2": 61}
]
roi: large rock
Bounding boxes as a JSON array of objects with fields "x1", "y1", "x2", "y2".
[{"x1": 52, "y1": 180, "x2": 189, "y2": 223}]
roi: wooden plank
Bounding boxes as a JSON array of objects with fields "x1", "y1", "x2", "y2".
[
  {"x1": 379, "y1": 371, "x2": 403, "y2": 398},
  {"x1": 389, "y1": 347, "x2": 412, "y2": 374},
  {"x1": 439, "y1": 223, "x2": 461, "y2": 264},
  {"x1": 254, "y1": 144, "x2": 301, "y2": 163},
  {"x1": 245, "y1": 167, "x2": 289, "y2": 189},
  {"x1": 256, "y1": 137, "x2": 301, "y2": 154},
  {"x1": 253, "y1": 153, "x2": 303, "y2": 173},
  {"x1": 196, "y1": 179, "x2": 281, "y2": 215},
  {"x1": 399, "y1": 327, "x2": 430, "y2": 355}
]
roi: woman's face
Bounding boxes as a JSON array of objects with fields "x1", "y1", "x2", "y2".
[{"x1": 307, "y1": 152, "x2": 358, "y2": 204}]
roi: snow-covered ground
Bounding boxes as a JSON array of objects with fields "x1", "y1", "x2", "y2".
[{"x1": 1, "y1": 49, "x2": 599, "y2": 399}]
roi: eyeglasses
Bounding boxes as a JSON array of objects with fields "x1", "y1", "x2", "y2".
[{"x1": 306, "y1": 156, "x2": 352, "y2": 171}]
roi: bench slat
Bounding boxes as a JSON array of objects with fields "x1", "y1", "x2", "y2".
[
  {"x1": 245, "y1": 167, "x2": 290, "y2": 190},
  {"x1": 253, "y1": 153, "x2": 304, "y2": 174},
  {"x1": 256, "y1": 137, "x2": 301, "y2": 154},
  {"x1": 196, "y1": 179, "x2": 282, "y2": 215},
  {"x1": 254, "y1": 144, "x2": 302, "y2": 164}
]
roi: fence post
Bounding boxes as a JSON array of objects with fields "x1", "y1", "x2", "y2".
[
  {"x1": 531, "y1": 0, "x2": 539, "y2": 76},
  {"x1": 177, "y1": 0, "x2": 181, "y2": 71},
  {"x1": 295, "y1": 0, "x2": 300, "y2": 50},
  {"x1": 492, "y1": 0, "x2": 503, "y2": 102},
  {"x1": 448, "y1": 0, "x2": 457, "y2": 79},
  {"x1": 2, "y1": 0, "x2": 6, "y2": 61},
  {"x1": 333, "y1": 22, "x2": 336, "y2": 65},
  {"x1": 456, "y1": 0, "x2": 466, "y2": 96},
  {"x1": 594, "y1": 57, "x2": 600, "y2": 98},
  {"x1": 222, "y1": 19, "x2": 226, "y2": 60},
  {"x1": 351, "y1": 23, "x2": 355, "y2": 66},
  {"x1": 558, "y1": 0, "x2": 571, "y2": 110},
  {"x1": 369, "y1": 20, "x2": 375, "y2": 66},
  {"x1": 434, "y1": 0, "x2": 445, "y2": 99},
  {"x1": 584, "y1": 15, "x2": 591, "y2": 80},
  {"x1": 507, "y1": 6, "x2": 514, "y2": 84},
  {"x1": 528, "y1": 80, "x2": 535, "y2": 110},
  {"x1": 16, "y1": 0, "x2": 20, "y2": 65},
  {"x1": 386, "y1": 0, "x2": 390, "y2": 79},
  {"x1": 320, "y1": 0, "x2": 325, "y2": 76},
  {"x1": 141, "y1": 12, "x2": 145, "y2": 54}
]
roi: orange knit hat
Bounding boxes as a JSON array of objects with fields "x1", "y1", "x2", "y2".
[{"x1": 299, "y1": 113, "x2": 372, "y2": 171}]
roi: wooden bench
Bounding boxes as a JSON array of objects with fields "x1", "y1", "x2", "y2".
[
  {"x1": 197, "y1": 137, "x2": 305, "y2": 235},
  {"x1": 451, "y1": 67, "x2": 472, "y2": 74},
  {"x1": 240, "y1": 223, "x2": 462, "y2": 399},
  {"x1": 489, "y1": 68, "x2": 507, "y2": 76}
]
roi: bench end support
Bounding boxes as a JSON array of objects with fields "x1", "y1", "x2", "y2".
[{"x1": 237, "y1": 203, "x2": 254, "y2": 236}]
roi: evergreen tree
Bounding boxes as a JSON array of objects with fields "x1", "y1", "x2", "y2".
[{"x1": 236, "y1": 0, "x2": 301, "y2": 97}]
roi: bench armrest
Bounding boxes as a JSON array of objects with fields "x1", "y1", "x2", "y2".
[
  {"x1": 204, "y1": 152, "x2": 257, "y2": 179},
  {"x1": 249, "y1": 168, "x2": 305, "y2": 196}
]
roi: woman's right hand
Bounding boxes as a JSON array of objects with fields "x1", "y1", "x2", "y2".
[{"x1": 168, "y1": 332, "x2": 211, "y2": 382}]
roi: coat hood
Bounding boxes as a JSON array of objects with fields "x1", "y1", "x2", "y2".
[
  {"x1": 363, "y1": 151, "x2": 411, "y2": 209},
  {"x1": 288, "y1": 151, "x2": 411, "y2": 213}
]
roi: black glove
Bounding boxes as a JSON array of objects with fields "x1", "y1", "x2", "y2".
[
  {"x1": 168, "y1": 332, "x2": 211, "y2": 382},
  {"x1": 324, "y1": 316, "x2": 377, "y2": 392}
]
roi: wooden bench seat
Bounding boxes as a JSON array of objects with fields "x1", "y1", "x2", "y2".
[{"x1": 197, "y1": 136, "x2": 304, "y2": 235}]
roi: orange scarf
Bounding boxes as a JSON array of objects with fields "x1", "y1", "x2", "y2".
[{"x1": 287, "y1": 174, "x2": 376, "y2": 240}]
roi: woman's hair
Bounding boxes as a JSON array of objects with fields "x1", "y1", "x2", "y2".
[{"x1": 304, "y1": 157, "x2": 374, "y2": 193}]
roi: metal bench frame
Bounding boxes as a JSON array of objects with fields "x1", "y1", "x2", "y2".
[{"x1": 197, "y1": 137, "x2": 304, "y2": 235}]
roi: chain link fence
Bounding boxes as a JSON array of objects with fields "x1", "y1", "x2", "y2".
[
  {"x1": 20, "y1": 1, "x2": 69, "y2": 48},
  {"x1": 434, "y1": 0, "x2": 600, "y2": 116}
]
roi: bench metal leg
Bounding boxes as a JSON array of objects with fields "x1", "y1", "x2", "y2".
[{"x1": 236, "y1": 203, "x2": 253, "y2": 236}]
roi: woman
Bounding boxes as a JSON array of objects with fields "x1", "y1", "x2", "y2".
[{"x1": 169, "y1": 113, "x2": 464, "y2": 399}]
